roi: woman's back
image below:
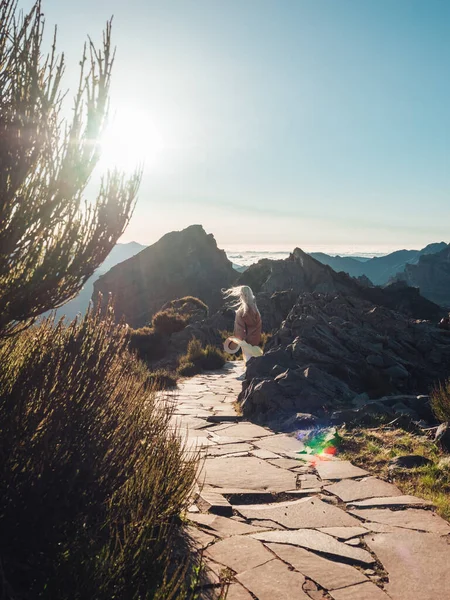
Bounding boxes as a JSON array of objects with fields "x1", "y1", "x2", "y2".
[{"x1": 235, "y1": 306, "x2": 262, "y2": 346}]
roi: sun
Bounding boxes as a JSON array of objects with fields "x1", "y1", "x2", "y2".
[{"x1": 98, "y1": 108, "x2": 165, "y2": 173}]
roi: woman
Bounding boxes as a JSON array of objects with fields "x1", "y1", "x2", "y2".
[{"x1": 223, "y1": 285, "x2": 262, "y2": 347}]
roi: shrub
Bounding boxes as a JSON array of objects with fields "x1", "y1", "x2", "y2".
[
  {"x1": 0, "y1": 308, "x2": 197, "y2": 599},
  {"x1": 128, "y1": 326, "x2": 167, "y2": 361},
  {"x1": 152, "y1": 309, "x2": 188, "y2": 335},
  {"x1": 201, "y1": 345, "x2": 226, "y2": 370},
  {"x1": 166, "y1": 296, "x2": 208, "y2": 312},
  {"x1": 178, "y1": 339, "x2": 226, "y2": 377},
  {"x1": 178, "y1": 361, "x2": 201, "y2": 377},
  {"x1": 0, "y1": 1, "x2": 139, "y2": 338},
  {"x1": 431, "y1": 379, "x2": 450, "y2": 422},
  {"x1": 149, "y1": 369, "x2": 178, "y2": 390}
]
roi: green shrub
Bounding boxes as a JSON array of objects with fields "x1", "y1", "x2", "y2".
[
  {"x1": 201, "y1": 345, "x2": 226, "y2": 370},
  {"x1": 167, "y1": 296, "x2": 208, "y2": 312},
  {"x1": 0, "y1": 308, "x2": 197, "y2": 599},
  {"x1": 431, "y1": 379, "x2": 450, "y2": 422},
  {"x1": 152, "y1": 309, "x2": 188, "y2": 335},
  {"x1": 128, "y1": 326, "x2": 167, "y2": 361},
  {"x1": 178, "y1": 361, "x2": 201, "y2": 377},
  {"x1": 177, "y1": 339, "x2": 226, "y2": 377},
  {"x1": 185, "y1": 338, "x2": 204, "y2": 363}
]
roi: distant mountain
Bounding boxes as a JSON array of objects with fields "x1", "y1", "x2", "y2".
[
  {"x1": 397, "y1": 244, "x2": 450, "y2": 308},
  {"x1": 50, "y1": 242, "x2": 147, "y2": 321},
  {"x1": 237, "y1": 247, "x2": 442, "y2": 321},
  {"x1": 93, "y1": 225, "x2": 237, "y2": 328},
  {"x1": 311, "y1": 242, "x2": 447, "y2": 285}
]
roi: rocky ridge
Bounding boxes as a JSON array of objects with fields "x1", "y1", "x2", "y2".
[
  {"x1": 238, "y1": 248, "x2": 443, "y2": 321},
  {"x1": 239, "y1": 292, "x2": 450, "y2": 426}
]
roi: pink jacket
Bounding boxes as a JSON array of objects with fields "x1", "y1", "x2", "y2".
[{"x1": 234, "y1": 308, "x2": 262, "y2": 346}]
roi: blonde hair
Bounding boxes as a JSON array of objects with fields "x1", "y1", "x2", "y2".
[{"x1": 223, "y1": 285, "x2": 259, "y2": 316}]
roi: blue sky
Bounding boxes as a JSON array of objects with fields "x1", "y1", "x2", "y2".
[{"x1": 21, "y1": 0, "x2": 450, "y2": 251}]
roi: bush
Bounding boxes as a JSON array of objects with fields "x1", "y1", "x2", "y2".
[
  {"x1": 149, "y1": 369, "x2": 178, "y2": 390},
  {"x1": 202, "y1": 345, "x2": 226, "y2": 370},
  {"x1": 178, "y1": 361, "x2": 201, "y2": 377},
  {"x1": 166, "y1": 297, "x2": 208, "y2": 312},
  {"x1": 178, "y1": 339, "x2": 226, "y2": 377},
  {"x1": 152, "y1": 309, "x2": 188, "y2": 335},
  {"x1": 128, "y1": 326, "x2": 167, "y2": 361},
  {"x1": 431, "y1": 379, "x2": 450, "y2": 422},
  {"x1": 0, "y1": 308, "x2": 197, "y2": 599}
]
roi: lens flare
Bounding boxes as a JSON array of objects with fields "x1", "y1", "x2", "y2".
[{"x1": 296, "y1": 426, "x2": 340, "y2": 464}]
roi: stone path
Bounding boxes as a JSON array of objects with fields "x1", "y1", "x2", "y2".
[{"x1": 169, "y1": 362, "x2": 450, "y2": 600}]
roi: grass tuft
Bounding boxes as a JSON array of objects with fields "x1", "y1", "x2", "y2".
[
  {"x1": 431, "y1": 379, "x2": 450, "y2": 422},
  {"x1": 178, "y1": 339, "x2": 226, "y2": 377},
  {"x1": 152, "y1": 309, "x2": 188, "y2": 335}
]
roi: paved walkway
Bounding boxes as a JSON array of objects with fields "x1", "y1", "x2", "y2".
[{"x1": 170, "y1": 362, "x2": 450, "y2": 600}]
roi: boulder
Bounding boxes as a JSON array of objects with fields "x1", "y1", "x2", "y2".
[
  {"x1": 388, "y1": 455, "x2": 433, "y2": 470},
  {"x1": 435, "y1": 423, "x2": 450, "y2": 453}
]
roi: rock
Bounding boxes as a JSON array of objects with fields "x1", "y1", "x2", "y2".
[
  {"x1": 365, "y1": 530, "x2": 450, "y2": 600},
  {"x1": 239, "y1": 293, "x2": 450, "y2": 424},
  {"x1": 392, "y1": 402, "x2": 419, "y2": 420},
  {"x1": 266, "y1": 543, "x2": 367, "y2": 590},
  {"x1": 349, "y1": 508, "x2": 450, "y2": 535},
  {"x1": 324, "y1": 477, "x2": 401, "y2": 502},
  {"x1": 205, "y1": 536, "x2": 273, "y2": 574},
  {"x1": 251, "y1": 529, "x2": 374, "y2": 565},
  {"x1": 435, "y1": 422, "x2": 450, "y2": 452},
  {"x1": 274, "y1": 412, "x2": 319, "y2": 431},
  {"x1": 385, "y1": 364, "x2": 409, "y2": 380},
  {"x1": 388, "y1": 455, "x2": 433, "y2": 470},
  {"x1": 234, "y1": 497, "x2": 361, "y2": 529},
  {"x1": 366, "y1": 354, "x2": 384, "y2": 367},
  {"x1": 93, "y1": 225, "x2": 236, "y2": 327},
  {"x1": 236, "y1": 559, "x2": 309, "y2": 600},
  {"x1": 352, "y1": 392, "x2": 370, "y2": 407}
]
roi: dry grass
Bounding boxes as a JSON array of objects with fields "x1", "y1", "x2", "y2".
[
  {"x1": 152, "y1": 309, "x2": 188, "y2": 335},
  {"x1": 339, "y1": 426, "x2": 450, "y2": 521},
  {"x1": 0, "y1": 308, "x2": 198, "y2": 599},
  {"x1": 178, "y1": 339, "x2": 226, "y2": 377},
  {"x1": 431, "y1": 379, "x2": 450, "y2": 422}
]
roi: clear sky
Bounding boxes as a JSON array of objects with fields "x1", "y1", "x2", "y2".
[{"x1": 21, "y1": 0, "x2": 450, "y2": 252}]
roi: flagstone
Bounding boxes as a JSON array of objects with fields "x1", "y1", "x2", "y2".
[
  {"x1": 268, "y1": 457, "x2": 309, "y2": 470},
  {"x1": 317, "y1": 527, "x2": 369, "y2": 540},
  {"x1": 329, "y1": 582, "x2": 389, "y2": 600},
  {"x1": 324, "y1": 477, "x2": 402, "y2": 502},
  {"x1": 205, "y1": 536, "x2": 273, "y2": 573},
  {"x1": 254, "y1": 433, "x2": 306, "y2": 455},
  {"x1": 251, "y1": 448, "x2": 281, "y2": 459},
  {"x1": 350, "y1": 507, "x2": 450, "y2": 534},
  {"x1": 203, "y1": 457, "x2": 297, "y2": 492},
  {"x1": 235, "y1": 497, "x2": 361, "y2": 529},
  {"x1": 365, "y1": 531, "x2": 450, "y2": 600},
  {"x1": 192, "y1": 514, "x2": 270, "y2": 538},
  {"x1": 266, "y1": 543, "x2": 368, "y2": 590},
  {"x1": 315, "y1": 460, "x2": 369, "y2": 481},
  {"x1": 217, "y1": 423, "x2": 271, "y2": 438},
  {"x1": 236, "y1": 559, "x2": 309, "y2": 600},
  {"x1": 251, "y1": 529, "x2": 375, "y2": 565},
  {"x1": 207, "y1": 443, "x2": 254, "y2": 456},
  {"x1": 186, "y1": 525, "x2": 217, "y2": 549},
  {"x1": 224, "y1": 584, "x2": 254, "y2": 599},
  {"x1": 348, "y1": 495, "x2": 433, "y2": 509}
]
